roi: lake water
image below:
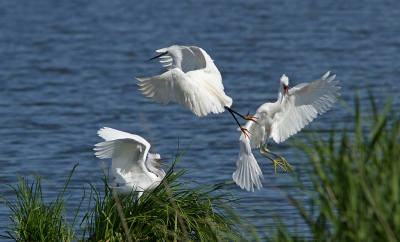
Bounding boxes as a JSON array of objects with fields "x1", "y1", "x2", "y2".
[{"x1": 0, "y1": 0, "x2": 399, "y2": 239}]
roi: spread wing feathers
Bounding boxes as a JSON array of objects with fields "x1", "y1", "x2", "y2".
[
  {"x1": 232, "y1": 133, "x2": 264, "y2": 192},
  {"x1": 271, "y1": 72, "x2": 341, "y2": 143},
  {"x1": 94, "y1": 127, "x2": 151, "y2": 184},
  {"x1": 155, "y1": 46, "x2": 207, "y2": 73},
  {"x1": 96, "y1": 127, "x2": 151, "y2": 147},
  {"x1": 94, "y1": 139, "x2": 149, "y2": 181},
  {"x1": 137, "y1": 68, "x2": 232, "y2": 116},
  {"x1": 180, "y1": 46, "x2": 207, "y2": 72}
]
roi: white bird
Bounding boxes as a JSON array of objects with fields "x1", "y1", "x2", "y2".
[
  {"x1": 94, "y1": 127, "x2": 166, "y2": 197},
  {"x1": 136, "y1": 45, "x2": 233, "y2": 117},
  {"x1": 232, "y1": 72, "x2": 341, "y2": 192}
]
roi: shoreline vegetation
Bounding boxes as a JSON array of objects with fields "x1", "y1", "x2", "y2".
[{"x1": 1, "y1": 95, "x2": 399, "y2": 241}]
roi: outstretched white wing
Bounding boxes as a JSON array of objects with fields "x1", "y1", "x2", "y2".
[
  {"x1": 156, "y1": 46, "x2": 207, "y2": 73},
  {"x1": 96, "y1": 127, "x2": 150, "y2": 145},
  {"x1": 232, "y1": 133, "x2": 264, "y2": 192},
  {"x1": 136, "y1": 45, "x2": 232, "y2": 117},
  {"x1": 137, "y1": 69, "x2": 228, "y2": 116},
  {"x1": 271, "y1": 72, "x2": 341, "y2": 143},
  {"x1": 94, "y1": 127, "x2": 152, "y2": 186}
]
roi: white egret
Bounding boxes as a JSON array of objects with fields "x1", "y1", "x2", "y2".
[
  {"x1": 136, "y1": 45, "x2": 233, "y2": 117},
  {"x1": 232, "y1": 72, "x2": 341, "y2": 192},
  {"x1": 94, "y1": 127, "x2": 166, "y2": 197}
]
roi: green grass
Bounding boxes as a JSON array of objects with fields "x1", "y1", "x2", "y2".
[
  {"x1": 0, "y1": 164, "x2": 82, "y2": 241},
  {"x1": 0, "y1": 147, "x2": 246, "y2": 241},
  {"x1": 83, "y1": 152, "x2": 246, "y2": 241},
  {"x1": 1, "y1": 93, "x2": 399, "y2": 241},
  {"x1": 266, "y1": 94, "x2": 400, "y2": 241}
]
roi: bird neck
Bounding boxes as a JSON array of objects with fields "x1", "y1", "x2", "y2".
[
  {"x1": 153, "y1": 169, "x2": 166, "y2": 179},
  {"x1": 169, "y1": 45, "x2": 183, "y2": 70},
  {"x1": 147, "y1": 162, "x2": 165, "y2": 179},
  {"x1": 276, "y1": 87, "x2": 286, "y2": 104},
  {"x1": 171, "y1": 56, "x2": 182, "y2": 70}
]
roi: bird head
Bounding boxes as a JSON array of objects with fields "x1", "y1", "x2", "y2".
[
  {"x1": 149, "y1": 45, "x2": 183, "y2": 70},
  {"x1": 280, "y1": 74, "x2": 290, "y2": 96},
  {"x1": 149, "y1": 51, "x2": 169, "y2": 61},
  {"x1": 147, "y1": 153, "x2": 168, "y2": 167}
]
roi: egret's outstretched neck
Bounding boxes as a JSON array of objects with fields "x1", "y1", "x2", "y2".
[
  {"x1": 147, "y1": 162, "x2": 165, "y2": 179},
  {"x1": 146, "y1": 153, "x2": 166, "y2": 179},
  {"x1": 276, "y1": 85, "x2": 288, "y2": 105},
  {"x1": 276, "y1": 88, "x2": 285, "y2": 104},
  {"x1": 154, "y1": 169, "x2": 166, "y2": 179}
]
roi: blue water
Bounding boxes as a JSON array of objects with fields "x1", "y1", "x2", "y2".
[{"x1": 1, "y1": 0, "x2": 399, "y2": 239}]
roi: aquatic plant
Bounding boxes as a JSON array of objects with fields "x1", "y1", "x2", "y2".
[
  {"x1": 0, "y1": 150, "x2": 246, "y2": 241},
  {"x1": 83, "y1": 147, "x2": 246, "y2": 241},
  {"x1": 0, "y1": 165, "x2": 81, "y2": 241},
  {"x1": 267, "y1": 93, "x2": 400, "y2": 241}
]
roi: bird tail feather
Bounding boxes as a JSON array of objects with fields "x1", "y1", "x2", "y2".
[{"x1": 232, "y1": 134, "x2": 264, "y2": 192}]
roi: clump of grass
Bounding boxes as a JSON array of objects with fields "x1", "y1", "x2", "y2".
[
  {"x1": 0, "y1": 164, "x2": 82, "y2": 241},
  {"x1": 1, "y1": 148, "x2": 246, "y2": 241},
  {"x1": 268, "y1": 93, "x2": 400, "y2": 241},
  {"x1": 84, "y1": 149, "x2": 246, "y2": 242}
]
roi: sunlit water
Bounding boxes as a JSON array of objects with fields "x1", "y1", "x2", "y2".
[{"x1": 0, "y1": 0, "x2": 399, "y2": 239}]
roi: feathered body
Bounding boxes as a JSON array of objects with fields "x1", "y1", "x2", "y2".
[
  {"x1": 137, "y1": 45, "x2": 232, "y2": 116},
  {"x1": 94, "y1": 127, "x2": 165, "y2": 197},
  {"x1": 233, "y1": 72, "x2": 341, "y2": 191}
]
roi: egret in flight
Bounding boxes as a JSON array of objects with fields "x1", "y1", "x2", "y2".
[
  {"x1": 232, "y1": 72, "x2": 341, "y2": 192},
  {"x1": 136, "y1": 45, "x2": 233, "y2": 117},
  {"x1": 94, "y1": 127, "x2": 166, "y2": 197}
]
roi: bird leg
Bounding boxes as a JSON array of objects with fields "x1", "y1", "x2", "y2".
[
  {"x1": 244, "y1": 110, "x2": 260, "y2": 124},
  {"x1": 259, "y1": 142, "x2": 294, "y2": 174},
  {"x1": 224, "y1": 106, "x2": 259, "y2": 124},
  {"x1": 227, "y1": 107, "x2": 252, "y2": 139},
  {"x1": 259, "y1": 148, "x2": 287, "y2": 174},
  {"x1": 224, "y1": 106, "x2": 259, "y2": 139}
]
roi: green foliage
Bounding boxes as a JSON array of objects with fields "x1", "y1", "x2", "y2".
[
  {"x1": 0, "y1": 149, "x2": 245, "y2": 241},
  {"x1": 269, "y1": 94, "x2": 400, "y2": 241},
  {"x1": 3, "y1": 92, "x2": 398, "y2": 241},
  {"x1": 0, "y1": 164, "x2": 81, "y2": 241},
  {"x1": 83, "y1": 150, "x2": 246, "y2": 242}
]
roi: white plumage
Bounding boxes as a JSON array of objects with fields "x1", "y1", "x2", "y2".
[
  {"x1": 136, "y1": 45, "x2": 232, "y2": 117},
  {"x1": 233, "y1": 72, "x2": 341, "y2": 192},
  {"x1": 94, "y1": 127, "x2": 165, "y2": 197}
]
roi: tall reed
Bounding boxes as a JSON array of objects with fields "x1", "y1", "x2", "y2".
[
  {"x1": 267, "y1": 94, "x2": 400, "y2": 241},
  {"x1": 83, "y1": 149, "x2": 246, "y2": 241},
  {"x1": 0, "y1": 164, "x2": 82, "y2": 241},
  {"x1": 1, "y1": 149, "x2": 246, "y2": 241}
]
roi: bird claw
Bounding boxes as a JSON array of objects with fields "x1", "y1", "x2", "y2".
[
  {"x1": 271, "y1": 160, "x2": 287, "y2": 174},
  {"x1": 271, "y1": 157, "x2": 294, "y2": 174},
  {"x1": 244, "y1": 111, "x2": 260, "y2": 125},
  {"x1": 240, "y1": 126, "x2": 252, "y2": 139}
]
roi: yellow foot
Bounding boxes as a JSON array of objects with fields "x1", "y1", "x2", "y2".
[
  {"x1": 271, "y1": 158, "x2": 294, "y2": 174},
  {"x1": 244, "y1": 111, "x2": 260, "y2": 125}
]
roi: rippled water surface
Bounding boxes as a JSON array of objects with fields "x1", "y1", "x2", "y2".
[{"x1": 1, "y1": 0, "x2": 399, "y2": 238}]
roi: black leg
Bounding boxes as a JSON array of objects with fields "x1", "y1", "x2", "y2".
[
  {"x1": 224, "y1": 106, "x2": 247, "y2": 120},
  {"x1": 225, "y1": 106, "x2": 244, "y2": 129}
]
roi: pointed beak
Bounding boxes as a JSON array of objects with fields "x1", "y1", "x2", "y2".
[
  {"x1": 284, "y1": 86, "x2": 289, "y2": 96},
  {"x1": 149, "y1": 51, "x2": 168, "y2": 61},
  {"x1": 155, "y1": 158, "x2": 170, "y2": 167}
]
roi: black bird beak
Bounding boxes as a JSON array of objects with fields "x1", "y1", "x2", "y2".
[
  {"x1": 155, "y1": 158, "x2": 170, "y2": 167},
  {"x1": 149, "y1": 51, "x2": 169, "y2": 61}
]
